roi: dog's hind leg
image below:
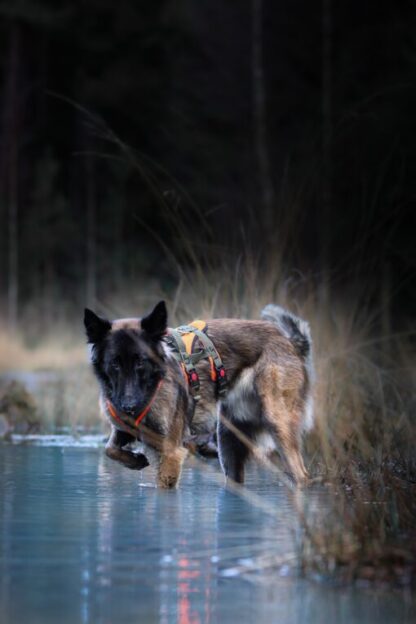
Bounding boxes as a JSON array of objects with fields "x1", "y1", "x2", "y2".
[
  {"x1": 217, "y1": 405, "x2": 250, "y2": 484},
  {"x1": 105, "y1": 426, "x2": 149, "y2": 470},
  {"x1": 261, "y1": 391, "x2": 308, "y2": 485}
]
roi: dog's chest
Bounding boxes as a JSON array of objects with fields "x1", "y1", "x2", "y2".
[{"x1": 189, "y1": 367, "x2": 258, "y2": 431}]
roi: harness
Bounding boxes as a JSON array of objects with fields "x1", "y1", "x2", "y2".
[
  {"x1": 106, "y1": 320, "x2": 227, "y2": 430},
  {"x1": 165, "y1": 320, "x2": 227, "y2": 402}
]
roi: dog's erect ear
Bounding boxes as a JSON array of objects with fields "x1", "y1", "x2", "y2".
[
  {"x1": 141, "y1": 301, "x2": 167, "y2": 341},
  {"x1": 84, "y1": 308, "x2": 111, "y2": 343}
]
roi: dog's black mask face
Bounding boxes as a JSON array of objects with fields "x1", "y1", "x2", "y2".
[{"x1": 84, "y1": 301, "x2": 167, "y2": 416}]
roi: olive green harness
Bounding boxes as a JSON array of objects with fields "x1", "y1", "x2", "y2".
[{"x1": 165, "y1": 320, "x2": 227, "y2": 401}]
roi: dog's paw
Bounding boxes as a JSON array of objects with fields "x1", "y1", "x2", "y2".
[
  {"x1": 197, "y1": 440, "x2": 218, "y2": 458},
  {"x1": 157, "y1": 475, "x2": 178, "y2": 489},
  {"x1": 125, "y1": 452, "x2": 150, "y2": 470}
]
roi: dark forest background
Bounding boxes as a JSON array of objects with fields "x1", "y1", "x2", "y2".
[{"x1": 0, "y1": 0, "x2": 415, "y2": 336}]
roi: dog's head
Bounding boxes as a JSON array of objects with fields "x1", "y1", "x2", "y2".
[{"x1": 84, "y1": 301, "x2": 168, "y2": 416}]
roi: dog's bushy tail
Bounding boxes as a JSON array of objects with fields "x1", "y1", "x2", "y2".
[
  {"x1": 261, "y1": 304, "x2": 315, "y2": 431},
  {"x1": 261, "y1": 304, "x2": 311, "y2": 357}
]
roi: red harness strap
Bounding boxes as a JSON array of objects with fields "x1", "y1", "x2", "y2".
[{"x1": 106, "y1": 379, "x2": 164, "y2": 429}]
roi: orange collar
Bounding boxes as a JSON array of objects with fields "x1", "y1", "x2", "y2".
[{"x1": 106, "y1": 379, "x2": 163, "y2": 429}]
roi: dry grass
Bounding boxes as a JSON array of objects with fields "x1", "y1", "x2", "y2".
[
  {"x1": 0, "y1": 327, "x2": 86, "y2": 372},
  {"x1": 0, "y1": 323, "x2": 102, "y2": 431},
  {"x1": 299, "y1": 299, "x2": 416, "y2": 586}
]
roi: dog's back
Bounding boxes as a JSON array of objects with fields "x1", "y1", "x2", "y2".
[{"x1": 189, "y1": 306, "x2": 314, "y2": 483}]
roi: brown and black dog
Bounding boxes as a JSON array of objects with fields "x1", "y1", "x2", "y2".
[{"x1": 84, "y1": 302, "x2": 314, "y2": 488}]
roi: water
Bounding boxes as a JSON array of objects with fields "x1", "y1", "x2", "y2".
[{"x1": 0, "y1": 443, "x2": 414, "y2": 624}]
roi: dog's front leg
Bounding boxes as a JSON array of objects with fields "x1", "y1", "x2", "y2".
[
  {"x1": 157, "y1": 445, "x2": 187, "y2": 489},
  {"x1": 105, "y1": 426, "x2": 149, "y2": 470}
]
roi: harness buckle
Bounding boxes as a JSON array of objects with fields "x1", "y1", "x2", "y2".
[
  {"x1": 215, "y1": 365, "x2": 228, "y2": 398},
  {"x1": 187, "y1": 368, "x2": 201, "y2": 402}
]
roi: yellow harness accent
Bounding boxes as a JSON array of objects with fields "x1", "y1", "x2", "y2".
[{"x1": 180, "y1": 320, "x2": 207, "y2": 356}]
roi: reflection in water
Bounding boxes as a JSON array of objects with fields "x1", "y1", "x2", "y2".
[{"x1": 0, "y1": 446, "x2": 415, "y2": 624}]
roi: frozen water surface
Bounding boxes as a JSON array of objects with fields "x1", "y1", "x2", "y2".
[{"x1": 0, "y1": 442, "x2": 414, "y2": 624}]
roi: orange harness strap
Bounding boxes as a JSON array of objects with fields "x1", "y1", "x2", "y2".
[{"x1": 106, "y1": 379, "x2": 163, "y2": 430}]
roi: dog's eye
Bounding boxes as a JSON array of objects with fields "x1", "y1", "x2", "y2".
[
  {"x1": 111, "y1": 360, "x2": 121, "y2": 371},
  {"x1": 134, "y1": 360, "x2": 144, "y2": 372}
]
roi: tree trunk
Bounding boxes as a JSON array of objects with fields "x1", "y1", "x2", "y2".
[
  {"x1": 86, "y1": 153, "x2": 97, "y2": 306},
  {"x1": 252, "y1": 0, "x2": 274, "y2": 232},
  {"x1": 3, "y1": 22, "x2": 21, "y2": 332},
  {"x1": 381, "y1": 260, "x2": 391, "y2": 364},
  {"x1": 321, "y1": 0, "x2": 332, "y2": 308}
]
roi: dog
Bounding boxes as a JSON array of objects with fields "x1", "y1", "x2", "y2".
[{"x1": 84, "y1": 301, "x2": 314, "y2": 488}]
